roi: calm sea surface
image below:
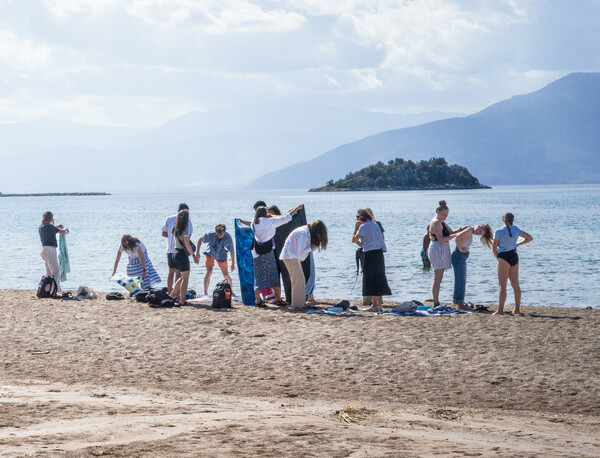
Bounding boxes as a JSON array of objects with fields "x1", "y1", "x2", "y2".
[{"x1": 1, "y1": 185, "x2": 598, "y2": 308}]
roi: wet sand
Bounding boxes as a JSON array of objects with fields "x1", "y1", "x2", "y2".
[{"x1": 1, "y1": 289, "x2": 599, "y2": 456}]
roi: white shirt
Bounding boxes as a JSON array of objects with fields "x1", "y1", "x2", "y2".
[
  {"x1": 458, "y1": 234, "x2": 473, "y2": 251},
  {"x1": 251, "y1": 214, "x2": 292, "y2": 244},
  {"x1": 119, "y1": 242, "x2": 146, "y2": 259},
  {"x1": 162, "y1": 215, "x2": 193, "y2": 253},
  {"x1": 280, "y1": 226, "x2": 313, "y2": 261}
]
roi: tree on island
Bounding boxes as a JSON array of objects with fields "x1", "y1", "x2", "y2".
[{"x1": 309, "y1": 157, "x2": 490, "y2": 191}]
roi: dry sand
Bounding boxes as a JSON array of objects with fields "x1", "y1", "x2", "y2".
[{"x1": 1, "y1": 289, "x2": 599, "y2": 456}]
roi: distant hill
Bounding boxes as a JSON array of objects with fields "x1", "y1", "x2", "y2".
[
  {"x1": 249, "y1": 72, "x2": 600, "y2": 189},
  {"x1": 0, "y1": 104, "x2": 458, "y2": 193},
  {"x1": 309, "y1": 157, "x2": 489, "y2": 192}
]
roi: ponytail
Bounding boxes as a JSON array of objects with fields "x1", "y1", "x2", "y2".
[{"x1": 503, "y1": 212, "x2": 514, "y2": 237}]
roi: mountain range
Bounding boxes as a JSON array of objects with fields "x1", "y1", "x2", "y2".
[
  {"x1": 250, "y1": 72, "x2": 600, "y2": 189},
  {"x1": 0, "y1": 103, "x2": 456, "y2": 193}
]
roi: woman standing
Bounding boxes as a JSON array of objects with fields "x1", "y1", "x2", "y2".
[
  {"x1": 251, "y1": 204, "x2": 303, "y2": 306},
  {"x1": 352, "y1": 208, "x2": 391, "y2": 312},
  {"x1": 428, "y1": 200, "x2": 467, "y2": 306},
  {"x1": 39, "y1": 211, "x2": 69, "y2": 294},
  {"x1": 112, "y1": 234, "x2": 161, "y2": 290},
  {"x1": 171, "y1": 209, "x2": 199, "y2": 305},
  {"x1": 451, "y1": 224, "x2": 494, "y2": 309},
  {"x1": 492, "y1": 213, "x2": 533, "y2": 316}
]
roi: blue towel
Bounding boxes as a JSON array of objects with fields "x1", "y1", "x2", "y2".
[{"x1": 58, "y1": 233, "x2": 70, "y2": 282}]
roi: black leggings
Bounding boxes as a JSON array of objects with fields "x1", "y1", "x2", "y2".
[{"x1": 498, "y1": 250, "x2": 519, "y2": 267}]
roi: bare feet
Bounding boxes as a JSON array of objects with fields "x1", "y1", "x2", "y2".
[
  {"x1": 492, "y1": 311, "x2": 505, "y2": 316},
  {"x1": 510, "y1": 311, "x2": 525, "y2": 316},
  {"x1": 365, "y1": 306, "x2": 383, "y2": 313}
]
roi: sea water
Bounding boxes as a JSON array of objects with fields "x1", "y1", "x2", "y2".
[{"x1": 1, "y1": 185, "x2": 598, "y2": 308}]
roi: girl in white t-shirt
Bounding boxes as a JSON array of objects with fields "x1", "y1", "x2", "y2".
[{"x1": 112, "y1": 234, "x2": 161, "y2": 290}]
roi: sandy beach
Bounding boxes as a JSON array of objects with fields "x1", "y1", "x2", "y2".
[{"x1": 1, "y1": 289, "x2": 599, "y2": 456}]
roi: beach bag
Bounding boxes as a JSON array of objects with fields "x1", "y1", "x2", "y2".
[
  {"x1": 147, "y1": 289, "x2": 171, "y2": 305},
  {"x1": 392, "y1": 301, "x2": 418, "y2": 313},
  {"x1": 252, "y1": 238, "x2": 273, "y2": 255},
  {"x1": 76, "y1": 286, "x2": 98, "y2": 300},
  {"x1": 135, "y1": 290, "x2": 150, "y2": 302},
  {"x1": 106, "y1": 292, "x2": 125, "y2": 301},
  {"x1": 186, "y1": 289, "x2": 197, "y2": 300},
  {"x1": 37, "y1": 276, "x2": 58, "y2": 299},
  {"x1": 212, "y1": 281, "x2": 232, "y2": 308},
  {"x1": 177, "y1": 235, "x2": 196, "y2": 256},
  {"x1": 250, "y1": 223, "x2": 273, "y2": 255}
]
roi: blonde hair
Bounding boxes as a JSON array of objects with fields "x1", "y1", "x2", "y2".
[
  {"x1": 364, "y1": 207, "x2": 377, "y2": 222},
  {"x1": 478, "y1": 224, "x2": 494, "y2": 248},
  {"x1": 436, "y1": 200, "x2": 448, "y2": 213}
]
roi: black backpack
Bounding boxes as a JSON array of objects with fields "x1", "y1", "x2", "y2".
[
  {"x1": 135, "y1": 290, "x2": 150, "y2": 302},
  {"x1": 147, "y1": 288, "x2": 171, "y2": 305},
  {"x1": 37, "y1": 276, "x2": 58, "y2": 299},
  {"x1": 212, "y1": 281, "x2": 232, "y2": 308}
]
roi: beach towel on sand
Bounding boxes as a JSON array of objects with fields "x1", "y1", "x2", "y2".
[{"x1": 379, "y1": 305, "x2": 476, "y2": 316}]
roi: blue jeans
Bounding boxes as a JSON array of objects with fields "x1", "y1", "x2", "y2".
[{"x1": 451, "y1": 247, "x2": 469, "y2": 304}]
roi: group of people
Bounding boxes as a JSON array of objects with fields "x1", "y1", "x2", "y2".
[
  {"x1": 38, "y1": 198, "x2": 533, "y2": 314},
  {"x1": 239, "y1": 200, "x2": 328, "y2": 310},
  {"x1": 422, "y1": 200, "x2": 533, "y2": 315}
]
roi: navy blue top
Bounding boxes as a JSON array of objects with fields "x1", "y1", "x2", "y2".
[{"x1": 39, "y1": 223, "x2": 59, "y2": 247}]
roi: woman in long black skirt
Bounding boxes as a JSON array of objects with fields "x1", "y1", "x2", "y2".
[{"x1": 352, "y1": 208, "x2": 391, "y2": 312}]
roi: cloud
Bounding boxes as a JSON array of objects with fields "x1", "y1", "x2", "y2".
[{"x1": 0, "y1": 0, "x2": 598, "y2": 125}]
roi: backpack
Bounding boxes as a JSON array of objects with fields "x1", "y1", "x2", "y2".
[
  {"x1": 212, "y1": 281, "x2": 232, "y2": 308},
  {"x1": 37, "y1": 276, "x2": 58, "y2": 299},
  {"x1": 135, "y1": 290, "x2": 150, "y2": 302},
  {"x1": 106, "y1": 292, "x2": 125, "y2": 301},
  {"x1": 147, "y1": 289, "x2": 171, "y2": 305}
]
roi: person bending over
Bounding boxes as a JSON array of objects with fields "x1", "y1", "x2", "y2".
[{"x1": 195, "y1": 224, "x2": 236, "y2": 297}]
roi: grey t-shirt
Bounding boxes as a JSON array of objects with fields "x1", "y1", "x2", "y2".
[
  {"x1": 357, "y1": 221, "x2": 387, "y2": 252},
  {"x1": 174, "y1": 227, "x2": 190, "y2": 250},
  {"x1": 202, "y1": 232, "x2": 234, "y2": 262}
]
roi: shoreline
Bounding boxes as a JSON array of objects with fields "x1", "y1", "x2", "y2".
[
  {"x1": 2, "y1": 287, "x2": 596, "y2": 310},
  {"x1": 0, "y1": 192, "x2": 110, "y2": 197},
  {"x1": 2, "y1": 289, "x2": 598, "y2": 455}
]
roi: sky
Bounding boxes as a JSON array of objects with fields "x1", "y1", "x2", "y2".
[{"x1": 0, "y1": 0, "x2": 599, "y2": 127}]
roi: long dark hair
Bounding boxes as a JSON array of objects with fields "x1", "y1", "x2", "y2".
[
  {"x1": 121, "y1": 234, "x2": 141, "y2": 250},
  {"x1": 309, "y1": 220, "x2": 328, "y2": 250},
  {"x1": 267, "y1": 205, "x2": 281, "y2": 216},
  {"x1": 253, "y1": 206, "x2": 267, "y2": 224},
  {"x1": 503, "y1": 212, "x2": 515, "y2": 237},
  {"x1": 173, "y1": 209, "x2": 190, "y2": 237}
]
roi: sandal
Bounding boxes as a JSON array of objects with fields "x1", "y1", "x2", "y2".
[
  {"x1": 255, "y1": 300, "x2": 266, "y2": 307},
  {"x1": 276, "y1": 300, "x2": 288, "y2": 306}
]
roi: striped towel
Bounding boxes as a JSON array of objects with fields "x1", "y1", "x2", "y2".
[{"x1": 126, "y1": 255, "x2": 161, "y2": 290}]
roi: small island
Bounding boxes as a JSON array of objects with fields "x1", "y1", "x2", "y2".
[
  {"x1": 0, "y1": 192, "x2": 111, "y2": 197},
  {"x1": 309, "y1": 157, "x2": 490, "y2": 192}
]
